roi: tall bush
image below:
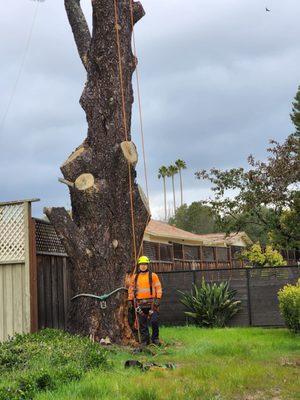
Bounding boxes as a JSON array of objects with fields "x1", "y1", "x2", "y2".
[
  {"x1": 179, "y1": 280, "x2": 241, "y2": 327},
  {"x1": 278, "y1": 279, "x2": 300, "y2": 333}
]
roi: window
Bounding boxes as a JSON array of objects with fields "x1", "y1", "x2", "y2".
[
  {"x1": 184, "y1": 245, "x2": 199, "y2": 260},
  {"x1": 173, "y1": 243, "x2": 183, "y2": 259},
  {"x1": 143, "y1": 241, "x2": 157, "y2": 260},
  {"x1": 231, "y1": 246, "x2": 243, "y2": 259},
  {"x1": 217, "y1": 247, "x2": 228, "y2": 262},
  {"x1": 202, "y1": 246, "x2": 215, "y2": 261},
  {"x1": 160, "y1": 244, "x2": 173, "y2": 261}
]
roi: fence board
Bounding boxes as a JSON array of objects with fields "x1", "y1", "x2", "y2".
[
  {"x1": 62, "y1": 258, "x2": 69, "y2": 330},
  {"x1": 57, "y1": 259, "x2": 65, "y2": 330},
  {"x1": 0, "y1": 269, "x2": 3, "y2": 341},
  {"x1": 13, "y1": 264, "x2": 23, "y2": 334},
  {"x1": 0, "y1": 263, "x2": 29, "y2": 341},
  {"x1": 51, "y1": 257, "x2": 59, "y2": 329},
  {"x1": 37, "y1": 256, "x2": 46, "y2": 329},
  {"x1": 37, "y1": 254, "x2": 70, "y2": 330},
  {"x1": 44, "y1": 256, "x2": 53, "y2": 328},
  {"x1": 4, "y1": 266, "x2": 14, "y2": 336}
]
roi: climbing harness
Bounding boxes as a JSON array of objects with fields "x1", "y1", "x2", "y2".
[{"x1": 71, "y1": 287, "x2": 128, "y2": 309}]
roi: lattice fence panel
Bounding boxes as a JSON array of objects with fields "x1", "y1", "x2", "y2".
[
  {"x1": 0, "y1": 204, "x2": 25, "y2": 262},
  {"x1": 35, "y1": 219, "x2": 67, "y2": 255}
]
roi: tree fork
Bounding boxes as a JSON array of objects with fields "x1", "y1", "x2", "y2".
[{"x1": 46, "y1": 0, "x2": 149, "y2": 344}]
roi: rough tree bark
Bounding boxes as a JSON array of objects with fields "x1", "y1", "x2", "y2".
[{"x1": 44, "y1": 0, "x2": 149, "y2": 344}]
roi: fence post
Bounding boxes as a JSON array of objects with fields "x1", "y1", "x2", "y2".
[
  {"x1": 192, "y1": 270, "x2": 196, "y2": 286},
  {"x1": 246, "y1": 268, "x2": 252, "y2": 326},
  {"x1": 29, "y1": 217, "x2": 38, "y2": 333}
]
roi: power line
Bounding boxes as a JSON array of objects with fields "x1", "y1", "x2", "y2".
[{"x1": 0, "y1": 1, "x2": 40, "y2": 134}]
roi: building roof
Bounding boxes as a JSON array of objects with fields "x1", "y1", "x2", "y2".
[
  {"x1": 196, "y1": 231, "x2": 253, "y2": 246},
  {"x1": 146, "y1": 220, "x2": 205, "y2": 242},
  {"x1": 145, "y1": 220, "x2": 252, "y2": 247}
]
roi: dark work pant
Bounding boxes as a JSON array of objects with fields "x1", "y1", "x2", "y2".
[{"x1": 138, "y1": 307, "x2": 159, "y2": 344}]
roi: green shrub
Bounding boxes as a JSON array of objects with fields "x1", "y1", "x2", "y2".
[
  {"x1": 179, "y1": 280, "x2": 241, "y2": 327},
  {"x1": 0, "y1": 329, "x2": 108, "y2": 399},
  {"x1": 34, "y1": 371, "x2": 55, "y2": 391},
  {"x1": 57, "y1": 365, "x2": 83, "y2": 382},
  {"x1": 242, "y1": 243, "x2": 286, "y2": 267},
  {"x1": 0, "y1": 342, "x2": 27, "y2": 371},
  {"x1": 278, "y1": 279, "x2": 300, "y2": 333},
  {"x1": 83, "y1": 345, "x2": 108, "y2": 369}
]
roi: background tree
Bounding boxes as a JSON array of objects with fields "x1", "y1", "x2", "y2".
[
  {"x1": 167, "y1": 164, "x2": 178, "y2": 215},
  {"x1": 290, "y1": 86, "x2": 300, "y2": 137},
  {"x1": 221, "y1": 207, "x2": 273, "y2": 246},
  {"x1": 158, "y1": 165, "x2": 168, "y2": 221},
  {"x1": 44, "y1": 0, "x2": 149, "y2": 344},
  {"x1": 195, "y1": 133, "x2": 300, "y2": 249},
  {"x1": 175, "y1": 159, "x2": 187, "y2": 207},
  {"x1": 169, "y1": 202, "x2": 218, "y2": 234}
]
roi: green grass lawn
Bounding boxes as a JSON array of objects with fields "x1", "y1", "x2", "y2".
[{"x1": 1, "y1": 327, "x2": 299, "y2": 400}]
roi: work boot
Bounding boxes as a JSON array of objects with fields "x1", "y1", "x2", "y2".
[
  {"x1": 140, "y1": 339, "x2": 150, "y2": 349},
  {"x1": 151, "y1": 339, "x2": 161, "y2": 346}
]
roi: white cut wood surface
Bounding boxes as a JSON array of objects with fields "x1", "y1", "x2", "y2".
[
  {"x1": 120, "y1": 141, "x2": 138, "y2": 165},
  {"x1": 75, "y1": 173, "x2": 95, "y2": 191}
]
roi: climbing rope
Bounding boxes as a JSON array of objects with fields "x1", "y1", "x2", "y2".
[
  {"x1": 113, "y1": 0, "x2": 149, "y2": 343},
  {"x1": 129, "y1": 0, "x2": 152, "y2": 275},
  {"x1": 113, "y1": 0, "x2": 138, "y2": 266},
  {"x1": 129, "y1": 0, "x2": 150, "y2": 201},
  {"x1": 113, "y1": 0, "x2": 152, "y2": 266}
]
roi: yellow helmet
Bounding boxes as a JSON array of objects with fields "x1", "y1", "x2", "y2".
[{"x1": 138, "y1": 255, "x2": 150, "y2": 265}]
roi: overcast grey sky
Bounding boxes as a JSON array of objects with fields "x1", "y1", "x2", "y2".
[{"x1": 0, "y1": 0, "x2": 299, "y2": 218}]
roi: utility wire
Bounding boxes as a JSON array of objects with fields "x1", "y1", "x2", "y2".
[{"x1": 0, "y1": 1, "x2": 40, "y2": 134}]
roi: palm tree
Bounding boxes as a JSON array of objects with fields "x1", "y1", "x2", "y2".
[
  {"x1": 175, "y1": 159, "x2": 187, "y2": 207},
  {"x1": 158, "y1": 165, "x2": 168, "y2": 221},
  {"x1": 167, "y1": 165, "x2": 178, "y2": 215}
]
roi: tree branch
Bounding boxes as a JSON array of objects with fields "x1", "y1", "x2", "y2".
[
  {"x1": 132, "y1": 1, "x2": 145, "y2": 24},
  {"x1": 43, "y1": 207, "x2": 87, "y2": 257},
  {"x1": 65, "y1": 0, "x2": 91, "y2": 70}
]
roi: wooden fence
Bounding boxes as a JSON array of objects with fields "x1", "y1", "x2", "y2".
[
  {"x1": 0, "y1": 200, "x2": 38, "y2": 341},
  {"x1": 33, "y1": 219, "x2": 300, "y2": 329},
  {"x1": 35, "y1": 219, "x2": 72, "y2": 330},
  {"x1": 159, "y1": 265, "x2": 299, "y2": 327}
]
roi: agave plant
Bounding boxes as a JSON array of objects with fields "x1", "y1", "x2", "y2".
[{"x1": 179, "y1": 279, "x2": 241, "y2": 327}]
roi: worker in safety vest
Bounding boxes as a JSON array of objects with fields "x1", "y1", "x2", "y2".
[{"x1": 128, "y1": 256, "x2": 162, "y2": 345}]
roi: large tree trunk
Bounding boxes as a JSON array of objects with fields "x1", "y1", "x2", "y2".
[
  {"x1": 44, "y1": 0, "x2": 149, "y2": 344},
  {"x1": 163, "y1": 177, "x2": 167, "y2": 221},
  {"x1": 172, "y1": 176, "x2": 176, "y2": 215},
  {"x1": 179, "y1": 169, "x2": 183, "y2": 206}
]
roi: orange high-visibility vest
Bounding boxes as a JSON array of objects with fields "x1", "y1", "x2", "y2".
[{"x1": 128, "y1": 271, "x2": 162, "y2": 300}]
